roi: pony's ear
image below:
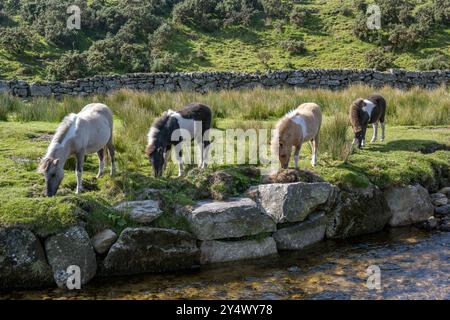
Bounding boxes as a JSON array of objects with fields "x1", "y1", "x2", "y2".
[{"x1": 38, "y1": 158, "x2": 51, "y2": 173}]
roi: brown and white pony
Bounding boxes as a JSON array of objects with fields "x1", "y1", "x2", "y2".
[
  {"x1": 272, "y1": 103, "x2": 322, "y2": 169},
  {"x1": 349, "y1": 95, "x2": 386, "y2": 148},
  {"x1": 39, "y1": 103, "x2": 115, "y2": 196}
]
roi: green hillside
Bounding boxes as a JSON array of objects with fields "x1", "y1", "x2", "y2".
[{"x1": 0, "y1": 0, "x2": 449, "y2": 81}]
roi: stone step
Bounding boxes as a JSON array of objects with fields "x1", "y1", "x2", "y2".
[
  {"x1": 248, "y1": 182, "x2": 337, "y2": 223},
  {"x1": 177, "y1": 198, "x2": 276, "y2": 241},
  {"x1": 115, "y1": 200, "x2": 163, "y2": 224},
  {"x1": 274, "y1": 211, "x2": 327, "y2": 250},
  {"x1": 200, "y1": 237, "x2": 278, "y2": 264},
  {"x1": 101, "y1": 227, "x2": 199, "y2": 276}
]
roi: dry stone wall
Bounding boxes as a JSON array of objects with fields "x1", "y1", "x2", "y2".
[{"x1": 1, "y1": 69, "x2": 449, "y2": 98}]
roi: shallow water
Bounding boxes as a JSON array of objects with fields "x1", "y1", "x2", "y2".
[{"x1": 2, "y1": 227, "x2": 449, "y2": 300}]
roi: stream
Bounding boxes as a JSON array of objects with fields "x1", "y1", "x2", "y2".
[{"x1": 1, "y1": 227, "x2": 449, "y2": 300}]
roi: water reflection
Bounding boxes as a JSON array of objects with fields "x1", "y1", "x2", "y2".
[{"x1": 2, "y1": 227, "x2": 449, "y2": 300}]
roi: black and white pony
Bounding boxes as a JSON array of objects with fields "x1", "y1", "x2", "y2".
[
  {"x1": 146, "y1": 103, "x2": 212, "y2": 177},
  {"x1": 349, "y1": 95, "x2": 387, "y2": 148}
]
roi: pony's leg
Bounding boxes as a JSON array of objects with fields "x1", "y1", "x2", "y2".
[
  {"x1": 293, "y1": 145, "x2": 301, "y2": 169},
  {"x1": 311, "y1": 137, "x2": 318, "y2": 166},
  {"x1": 380, "y1": 122, "x2": 385, "y2": 142},
  {"x1": 195, "y1": 135, "x2": 204, "y2": 168},
  {"x1": 202, "y1": 140, "x2": 211, "y2": 169},
  {"x1": 107, "y1": 141, "x2": 116, "y2": 176},
  {"x1": 361, "y1": 126, "x2": 367, "y2": 148},
  {"x1": 96, "y1": 149, "x2": 105, "y2": 179},
  {"x1": 163, "y1": 149, "x2": 170, "y2": 171},
  {"x1": 370, "y1": 123, "x2": 378, "y2": 143},
  {"x1": 75, "y1": 151, "x2": 85, "y2": 195},
  {"x1": 174, "y1": 142, "x2": 184, "y2": 177}
]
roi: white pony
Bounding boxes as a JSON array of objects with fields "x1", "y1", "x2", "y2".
[{"x1": 39, "y1": 103, "x2": 115, "y2": 196}]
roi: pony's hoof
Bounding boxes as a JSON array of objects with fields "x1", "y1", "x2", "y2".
[
  {"x1": 96, "y1": 173, "x2": 104, "y2": 179},
  {"x1": 380, "y1": 138, "x2": 385, "y2": 142},
  {"x1": 370, "y1": 138, "x2": 376, "y2": 143}
]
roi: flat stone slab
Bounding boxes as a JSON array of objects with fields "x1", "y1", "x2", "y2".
[
  {"x1": 248, "y1": 182, "x2": 337, "y2": 223},
  {"x1": 0, "y1": 228, "x2": 53, "y2": 290},
  {"x1": 200, "y1": 237, "x2": 277, "y2": 264},
  {"x1": 177, "y1": 198, "x2": 276, "y2": 241},
  {"x1": 273, "y1": 211, "x2": 327, "y2": 250},
  {"x1": 115, "y1": 200, "x2": 163, "y2": 224},
  {"x1": 45, "y1": 226, "x2": 97, "y2": 288},
  {"x1": 384, "y1": 184, "x2": 434, "y2": 227},
  {"x1": 91, "y1": 229, "x2": 118, "y2": 255},
  {"x1": 102, "y1": 227, "x2": 199, "y2": 276}
]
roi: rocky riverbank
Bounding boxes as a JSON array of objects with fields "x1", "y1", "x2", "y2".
[{"x1": 1, "y1": 175, "x2": 449, "y2": 291}]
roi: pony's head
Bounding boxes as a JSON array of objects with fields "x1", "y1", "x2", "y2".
[
  {"x1": 146, "y1": 140, "x2": 164, "y2": 177},
  {"x1": 349, "y1": 98, "x2": 365, "y2": 148},
  {"x1": 272, "y1": 118, "x2": 294, "y2": 169},
  {"x1": 38, "y1": 157, "x2": 64, "y2": 196},
  {"x1": 146, "y1": 113, "x2": 171, "y2": 177}
]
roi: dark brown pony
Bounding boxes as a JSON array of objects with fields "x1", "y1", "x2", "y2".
[{"x1": 349, "y1": 95, "x2": 386, "y2": 148}]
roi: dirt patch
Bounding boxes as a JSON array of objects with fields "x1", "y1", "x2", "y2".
[
  {"x1": 420, "y1": 143, "x2": 450, "y2": 154},
  {"x1": 263, "y1": 169, "x2": 325, "y2": 184},
  {"x1": 26, "y1": 132, "x2": 53, "y2": 142}
]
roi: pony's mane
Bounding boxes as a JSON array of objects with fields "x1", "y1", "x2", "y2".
[
  {"x1": 52, "y1": 113, "x2": 77, "y2": 145},
  {"x1": 349, "y1": 98, "x2": 364, "y2": 133},
  {"x1": 41, "y1": 113, "x2": 77, "y2": 163},
  {"x1": 271, "y1": 109, "x2": 298, "y2": 155},
  {"x1": 146, "y1": 111, "x2": 173, "y2": 156}
]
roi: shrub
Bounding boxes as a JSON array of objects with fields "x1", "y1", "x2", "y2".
[
  {"x1": 388, "y1": 24, "x2": 419, "y2": 50},
  {"x1": 46, "y1": 51, "x2": 89, "y2": 81},
  {"x1": 290, "y1": 6, "x2": 307, "y2": 27},
  {"x1": 339, "y1": 6, "x2": 353, "y2": 17},
  {"x1": 150, "y1": 50, "x2": 178, "y2": 72},
  {"x1": 217, "y1": 0, "x2": 259, "y2": 26},
  {"x1": 172, "y1": 0, "x2": 220, "y2": 31},
  {"x1": 364, "y1": 48, "x2": 394, "y2": 70},
  {"x1": 280, "y1": 39, "x2": 307, "y2": 55},
  {"x1": 0, "y1": 27, "x2": 33, "y2": 54},
  {"x1": 376, "y1": 0, "x2": 414, "y2": 26},
  {"x1": 149, "y1": 23, "x2": 173, "y2": 50},
  {"x1": 352, "y1": 14, "x2": 381, "y2": 43},
  {"x1": 119, "y1": 43, "x2": 149, "y2": 73},
  {"x1": 260, "y1": 0, "x2": 291, "y2": 19},
  {"x1": 354, "y1": 0, "x2": 367, "y2": 12},
  {"x1": 416, "y1": 54, "x2": 449, "y2": 71},
  {"x1": 256, "y1": 50, "x2": 272, "y2": 70}
]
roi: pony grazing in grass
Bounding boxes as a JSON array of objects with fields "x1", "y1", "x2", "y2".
[
  {"x1": 39, "y1": 103, "x2": 115, "y2": 196},
  {"x1": 146, "y1": 103, "x2": 212, "y2": 177},
  {"x1": 349, "y1": 95, "x2": 387, "y2": 148},
  {"x1": 272, "y1": 103, "x2": 322, "y2": 169}
]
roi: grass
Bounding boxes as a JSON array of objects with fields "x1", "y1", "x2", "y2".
[
  {"x1": 1, "y1": 0, "x2": 449, "y2": 80},
  {"x1": 0, "y1": 85, "x2": 449, "y2": 235}
]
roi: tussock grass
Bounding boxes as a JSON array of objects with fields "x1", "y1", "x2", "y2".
[{"x1": 320, "y1": 113, "x2": 352, "y2": 161}]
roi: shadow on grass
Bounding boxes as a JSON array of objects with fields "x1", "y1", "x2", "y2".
[{"x1": 366, "y1": 139, "x2": 447, "y2": 153}]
